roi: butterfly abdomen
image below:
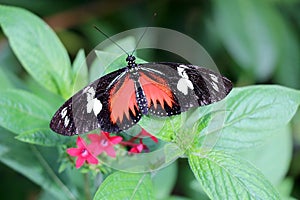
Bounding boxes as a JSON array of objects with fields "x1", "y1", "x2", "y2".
[{"x1": 134, "y1": 79, "x2": 149, "y2": 115}]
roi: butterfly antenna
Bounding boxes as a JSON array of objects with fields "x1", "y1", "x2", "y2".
[
  {"x1": 131, "y1": 13, "x2": 157, "y2": 56},
  {"x1": 130, "y1": 26, "x2": 148, "y2": 56},
  {"x1": 93, "y1": 25, "x2": 129, "y2": 56}
]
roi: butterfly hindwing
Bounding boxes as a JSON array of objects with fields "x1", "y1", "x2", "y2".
[
  {"x1": 138, "y1": 65, "x2": 181, "y2": 116},
  {"x1": 102, "y1": 73, "x2": 142, "y2": 132},
  {"x1": 139, "y1": 62, "x2": 232, "y2": 115}
]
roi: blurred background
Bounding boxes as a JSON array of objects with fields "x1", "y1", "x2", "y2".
[{"x1": 0, "y1": 0, "x2": 300, "y2": 199}]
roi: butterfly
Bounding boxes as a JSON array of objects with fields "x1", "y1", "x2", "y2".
[{"x1": 50, "y1": 55, "x2": 232, "y2": 136}]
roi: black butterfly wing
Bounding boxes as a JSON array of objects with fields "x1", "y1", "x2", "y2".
[
  {"x1": 139, "y1": 62, "x2": 232, "y2": 116},
  {"x1": 50, "y1": 67, "x2": 142, "y2": 136}
]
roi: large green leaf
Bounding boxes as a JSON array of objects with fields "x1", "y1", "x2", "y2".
[
  {"x1": 15, "y1": 128, "x2": 72, "y2": 147},
  {"x1": 0, "y1": 90, "x2": 53, "y2": 134},
  {"x1": 25, "y1": 77, "x2": 64, "y2": 110},
  {"x1": 0, "y1": 128, "x2": 76, "y2": 200},
  {"x1": 274, "y1": 23, "x2": 300, "y2": 88},
  {"x1": 194, "y1": 85, "x2": 300, "y2": 151},
  {"x1": 214, "y1": 0, "x2": 281, "y2": 81},
  {"x1": 0, "y1": 5, "x2": 72, "y2": 98},
  {"x1": 139, "y1": 107, "x2": 212, "y2": 144},
  {"x1": 72, "y1": 49, "x2": 88, "y2": 93},
  {"x1": 93, "y1": 172, "x2": 154, "y2": 200},
  {"x1": 0, "y1": 67, "x2": 14, "y2": 90},
  {"x1": 166, "y1": 196, "x2": 191, "y2": 200},
  {"x1": 239, "y1": 125, "x2": 292, "y2": 186},
  {"x1": 188, "y1": 151, "x2": 280, "y2": 200},
  {"x1": 153, "y1": 161, "x2": 178, "y2": 200}
]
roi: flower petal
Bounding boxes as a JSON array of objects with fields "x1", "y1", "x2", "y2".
[
  {"x1": 76, "y1": 137, "x2": 87, "y2": 149},
  {"x1": 102, "y1": 131, "x2": 110, "y2": 138},
  {"x1": 129, "y1": 147, "x2": 139, "y2": 153},
  {"x1": 75, "y1": 157, "x2": 85, "y2": 168},
  {"x1": 104, "y1": 146, "x2": 117, "y2": 158},
  {"x1": 136, "y1": 144, "x2": 144, "y2": 152},
  {"x1": 86, "y1": 155, "x2": 99, "y2": 165},
  {"x1": 88, "y1": 143, "x2": 104, "y2": 156},
  {"x1": 66, "y1": 148, "x2": 81, "y2": 156},
  {"x1": 109, "y1": 136, "x2": 123, "y2": 144},
  {"x1": 87, "y1": 134, "x2": 100, "y2": 142}
]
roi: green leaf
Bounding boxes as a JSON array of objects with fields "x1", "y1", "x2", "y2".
[
  {"x1": 139, "y1": 114, "x2": 183, "y2": 142},
  {"x1": 94, "y1": 172, "x2": 154, "y2": 200},
  {"x1": 166, "y1": 196, "x2": 192, "y2": 200},
  {"x1": 72, "y1": 49, "x2": 89, "y2": 93},
  {"x1": 188, "y1": 151, "x2": 280, "y2": 200},
  {"x1": 0, "y1": 5, "x2": 72, "y2": 98},
  {"x1": 153, "y1": 162, "x2": 178, "y2": 200},
  {"x1": 214, "y1": 0, "x2": 281, "y2": 80},
  {"x1": 239, "y1": 125, "x2": 292, "y2": 185},
  {"x1": 194, "y1": 85, "x2": 300, "y2": 151},
  {"x1": 15, "y1": 128, "x2": 72, "y2": 146},
  {"x1": 0, "y1": 90, "x2": 53, "y2": 134},
  {"x1": 274, "y1": 23, "x2": 300, "y2": 88},
  {"x1": 25, "y1": 77, "x2": 64, "y2": 110},
  {"x1": 0, "y1": 128, "x2": 76, "y2": 200},
  {"x1": 0, "y1": 67, "x2": 14, "y2": 90},
  {"x1": 38, "y1": 191, "x2": 59, "y2": 200},
  {"x1": 139, "y1": 107, "x2": 211, "y2": 143},
  {"x1": 277, "y1": 178, "x2": 294, "y2": 199}
]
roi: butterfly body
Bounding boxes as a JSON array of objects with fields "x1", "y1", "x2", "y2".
[{"x1": 50, "y1": 55, "x2": 232, "y2": 136}]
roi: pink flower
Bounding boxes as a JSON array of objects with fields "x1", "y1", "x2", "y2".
[
  {"x1": 66, "y1": 137, "x2": 98, "y2": 168},
  {"x1": 129, "y1": 139, "x2": 149, "y2": 154},
  {"x1": 88, "y1": 131, "x2": 122, "y2": 157}
]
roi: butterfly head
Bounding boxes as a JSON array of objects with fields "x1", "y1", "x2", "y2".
[{"x1": 126, "y1": 55, "x2": 136, "y2": 69}]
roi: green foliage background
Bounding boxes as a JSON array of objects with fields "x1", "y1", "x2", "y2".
[{"x1": 0, "y1": 0, "x2": 300, "y2": 199}]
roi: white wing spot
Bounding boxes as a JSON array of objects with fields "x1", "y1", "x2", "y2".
[
  {"x1": 64, "y1": 116, "x2": 70, "y2": 127},
  {"x1": 210, "y1": 74, "x2": 218, "y2": 83},
  {"x1": 60, "y1": 107, "x2": 67, "y2": 118},
  {"x1": 211, "y1": 82, "x2": 219, "y2": 92},
  {"x1": 92, "y1": 98, "x2": 102, "y2": 116},
  {"x1": 85, "y1": 86, "x2": 98, "y2": 113},
  {"x1": 177, "y1": 66, "x2": 194, "y2": 95}
]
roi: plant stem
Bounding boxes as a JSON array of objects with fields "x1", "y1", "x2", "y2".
[{"x1": 119, "y1": 141, "x2": 138, "y2": 146}]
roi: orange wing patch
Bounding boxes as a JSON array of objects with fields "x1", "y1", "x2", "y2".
[
  {"x1": 139, "y1": 72, "x2": 175, "y2": 109},
  {"x1": 109, "y1": 76, "x2": 137, "y2": 124}
]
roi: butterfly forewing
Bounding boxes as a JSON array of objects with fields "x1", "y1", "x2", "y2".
[{"x1": 50, "y1": 67, "x2": 127, "y2": 135}]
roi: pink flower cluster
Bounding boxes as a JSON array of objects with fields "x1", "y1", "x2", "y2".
[{"x1": 66, "y1": 129, "x2": 158, "y2": 168}]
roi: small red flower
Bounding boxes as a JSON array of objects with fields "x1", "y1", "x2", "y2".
[
  {"x1": 66, "y1": 137, "x2": 98, "y2": 168},
  {"x1": 88, "y1": 131, "x2": 122, "y2": 157},
  {"x1": 129, "y1": 139, "x2": 149, "y2": 154}
]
